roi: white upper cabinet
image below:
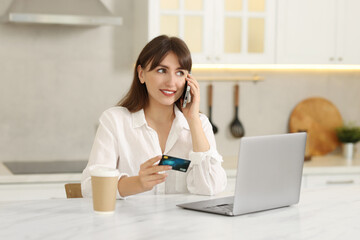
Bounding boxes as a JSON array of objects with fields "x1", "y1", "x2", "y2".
[
  {"x1": 337, "y1": 0, "x2": 360, "y2": 64},
  {"x1": 150, "y1": 0, "x2": 213, "y2": 63},
  {"x1": 218, "y1": 0, "x2": 276, "y2": 64},
  {"x1": 276, "y1": 0, "x2": 360, "y2": 64},
  {"x1": 134, "y1": 0, "x2": 276, "y2": 64}
]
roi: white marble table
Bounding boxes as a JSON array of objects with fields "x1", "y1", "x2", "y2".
[{"x1": 1, "y1": 186, "x2": 360, "y2": 240}]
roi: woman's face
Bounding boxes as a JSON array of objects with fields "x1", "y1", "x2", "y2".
[{"x1": 138, "y1": 51, "x2": 188, "y2": 108}]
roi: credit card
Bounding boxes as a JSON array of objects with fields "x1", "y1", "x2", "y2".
[{"x1": 158, "y1": 155, "x2": 191, "y2": 173}]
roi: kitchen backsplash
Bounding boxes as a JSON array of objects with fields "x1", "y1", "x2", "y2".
[{"x1": 1, "y1": 0, "x2": 359, "y2": 163}]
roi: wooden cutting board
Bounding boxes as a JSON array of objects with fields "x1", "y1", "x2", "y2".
[{"x1": 289, "y1": 97, "x2": 343, "y2": 156}]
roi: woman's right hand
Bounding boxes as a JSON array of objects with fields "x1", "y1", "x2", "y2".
[{"x1": 138, "y1": 155, "x2": 172, "y2": 191}]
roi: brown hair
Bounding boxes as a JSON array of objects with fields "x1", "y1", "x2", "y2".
[{"x1": 117, "y1": 35, "x2": 192, "y2": 112}]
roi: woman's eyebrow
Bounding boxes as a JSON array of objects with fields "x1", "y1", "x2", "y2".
[
  {"x1": 158, "y1": 64, "x2": 185, "y2": 71},
  {"x1": 158, "y1": 64, "x2": 169, "y2": 69}
]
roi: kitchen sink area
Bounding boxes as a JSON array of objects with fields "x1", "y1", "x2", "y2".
[
  {"x1": 0, "y1": 161, "x2": 83, "y2": 184},
  {"x1": 0, "y1": 161, "x2": 84, "y2": 201},
  {"x1": 2, "y1": 160, "x2": 87, "y2": 175}
]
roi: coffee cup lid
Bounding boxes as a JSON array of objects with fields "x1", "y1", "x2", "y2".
[{"x1": 90, "y1": 167, "x2": 119, "y2": 177}]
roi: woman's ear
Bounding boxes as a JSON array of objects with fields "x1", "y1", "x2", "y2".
[{"x1": 137, "y1": 65, "x2": 145, "y2": 84}]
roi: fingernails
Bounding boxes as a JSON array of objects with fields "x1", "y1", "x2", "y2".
[{"x1": 167, "y1": 166, "x2": 172, "y2": 170}]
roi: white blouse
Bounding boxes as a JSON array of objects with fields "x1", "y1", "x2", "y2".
[{"x1": 81, "y1": 106, "x2": 227, "y2": 198}]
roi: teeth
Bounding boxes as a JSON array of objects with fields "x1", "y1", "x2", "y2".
[{"x1": 163, "y1": 90, "x2": 175, "y2": 94}]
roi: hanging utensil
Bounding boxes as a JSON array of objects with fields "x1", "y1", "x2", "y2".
[
  {"x1": 230, "y1": 84, "x2": 245, "y2": 138},
  {"x1": 208, "y1": 84, "x2": 218, "y2": 134}
]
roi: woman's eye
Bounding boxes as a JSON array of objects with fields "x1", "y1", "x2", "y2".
[
  {"x1": 176, "y1": 71, "x2": 185, "y2": 76},
  {"x1": 157, "y1": 68, "x2": 166, "y2": 73}
]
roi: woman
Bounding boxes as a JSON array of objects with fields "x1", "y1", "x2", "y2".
[{"x1": 81, "y1": 35, "x2": 227, "y2": 198}]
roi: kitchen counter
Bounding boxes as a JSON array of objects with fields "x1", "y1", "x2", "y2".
[
  {"x1": 1, "y1": 186, "x2": 360, "y2": 239},
  {"x1": 223, "y1": 154, "x2": 360, "y2": 177},
  {"x1": 303, "y1": 154, "x2": 360, "y2": 174},
  {"x1": 0, "y1": 162, "x2": 82, "y2": 184},
  {"x1": 1, "y1": 154, "x2": 359, "y2": 183}
]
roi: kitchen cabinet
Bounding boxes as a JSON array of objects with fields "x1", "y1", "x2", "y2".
[
  {"x1": 134, "y1": 0, "x2": 276, "y2": 64},
  {"x1": 225, "y1": 155, "x2": 360, "y2": 189},
  {"x1": 276, "y1": 0, "x2": 360, "y2": 64},
  {"x1": 302, "y1": 155, "x2": 360, "y2": 189},
  {"x1": 303, "y1": 174, "x2": 360, "y2": 189},
  {"x1": 337, "y1": 0, "x2": 360, "y2": 64}
]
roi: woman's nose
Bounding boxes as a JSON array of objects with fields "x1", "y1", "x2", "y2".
[{"x1": 166, "y1": 72, "x2": 177, "y2": 84}]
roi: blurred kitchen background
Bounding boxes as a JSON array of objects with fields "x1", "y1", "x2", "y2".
[{"x1": 1, "y1": 0, "x2": 360, "y2": 176}]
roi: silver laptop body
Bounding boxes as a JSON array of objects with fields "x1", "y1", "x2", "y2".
[{"x1": 177, "y1": 132, "x2": 307, "y2": 216}]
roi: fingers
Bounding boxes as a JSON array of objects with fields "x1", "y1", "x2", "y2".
[
  {"x1": 143, "y1": 172, "x2": 168, "y2": 182},
  {"x1": 139, "y1": 156, "x2": 171, "y2": 182},
  {"x1": 138, "y1": 156, "x2": 173, "y2": 191},
  {"x1": 185, "y1": 74, "x2": 200, "y2": 102},
  {"x1": 186, "y1": 74, "x2": 199, "y2": 90},
  {"x1": 140, "y1": 155, "x2": 162, "y2": 169},
  {"x1": 144, "y1": 165, "x2": 172, "y2": 175},
  {"x1": 139, "y1": 170, "x2": 168, "y2": 191},
  {"x1": 141, "y1": 175, "x2": 167, "y2": 190}
]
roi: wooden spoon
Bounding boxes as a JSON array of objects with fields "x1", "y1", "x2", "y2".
[
  {"x1": 208, "y1": 84, "x2": 218, "y2": 134},
  {"x1": 230, "y1": 84, "x2": 245, "y2": 138}
]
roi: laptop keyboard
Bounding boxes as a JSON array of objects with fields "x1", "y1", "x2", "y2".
[{"x1": 204, "y1": 203, "x2": 234, "y2": 212}]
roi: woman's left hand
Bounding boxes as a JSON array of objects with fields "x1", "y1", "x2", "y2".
[{"x1": 181, "y1": 73, "x2": 200, "y2": 122}]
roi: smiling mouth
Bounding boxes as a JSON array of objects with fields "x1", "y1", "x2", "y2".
[{"x1": 160, "y1": 90, "x2": 176, "y2": 96}]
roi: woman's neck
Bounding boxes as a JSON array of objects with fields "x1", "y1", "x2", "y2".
[{"x1": 144, "y1": 102, "x2": 175, "y2": 124}]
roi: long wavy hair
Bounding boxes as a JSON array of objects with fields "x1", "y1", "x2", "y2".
[{"x1": 117, "y1": 35, "x2": 192, "y2": 112}]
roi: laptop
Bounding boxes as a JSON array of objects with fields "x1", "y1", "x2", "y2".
[{"x1": 177, "y1": 132, "x2": 307, "y2": 216}]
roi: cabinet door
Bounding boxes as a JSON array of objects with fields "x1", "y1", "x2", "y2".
[
  {"x1": 304, "y1": 174, "x2": 360, "y2": 189},
  {"x1": 276, "y1": 0, "x2": 337, "y2": 64},
  {"x1": 216, "y1": 0, "x2": 276, "y2": 64},
  {"x1": 337, "y1": 0, "x2": 360, "y2": 64},
  {"x1": 148, "y1": 0, "x2": 212, "y2": 63}
]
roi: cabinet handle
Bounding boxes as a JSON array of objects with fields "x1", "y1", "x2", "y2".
[
  {"x1": 206, "y1": 56, "x2": 212, "y2": 61},
  {"x1": 338, "y1": 57, "x2": 343, "y2": 61},
  {"x1": 326, "y1": 180, "x2": 354, "y2": 185},
  {"x1": 215, "y1": 56, "x2": 220, "y2": 61},
  {"x1": 329, "y1": 57, "x2": 334, "y2": 61}
]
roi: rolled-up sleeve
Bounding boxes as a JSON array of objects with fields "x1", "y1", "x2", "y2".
[
  {"x1": 81, "y1": 111, "x2": 128, "y2": 199},
  {"x1": 186, "y1": 115, "x2": 227, "y2": 196}
]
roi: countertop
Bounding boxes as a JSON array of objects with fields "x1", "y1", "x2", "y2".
[
  {"x1": 223, "y1": 154, "x2": 360, "y2": 177},
  {"x1": 1, "y1": 186, "x2": 360, "y2": 239},
  {"x1": 1, "y1": 154, "x2": 359, "y2": 184},
  {"x1": 302, "y1": 154, "x2": 360, "y2": 175}
]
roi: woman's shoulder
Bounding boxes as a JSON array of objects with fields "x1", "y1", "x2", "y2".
[{"x1": 100, "y1": 106, "x2": 132, "y2": 121}]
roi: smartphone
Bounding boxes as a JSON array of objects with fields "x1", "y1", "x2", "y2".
[
  {"x1": 158, "y1": 155, "x2": 191, "y2": 173},
  {"x1": 182, "y1": 81, "x2": 191, "y2": 108}
]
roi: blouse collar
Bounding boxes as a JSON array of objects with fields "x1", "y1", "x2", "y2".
[{"x1": 131, "y1": 105, "x2": 190, "y2": 130}]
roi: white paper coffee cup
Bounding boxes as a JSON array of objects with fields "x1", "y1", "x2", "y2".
[{"x1": 90, "y1": 167, "x2": 119, "y2": 214}]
